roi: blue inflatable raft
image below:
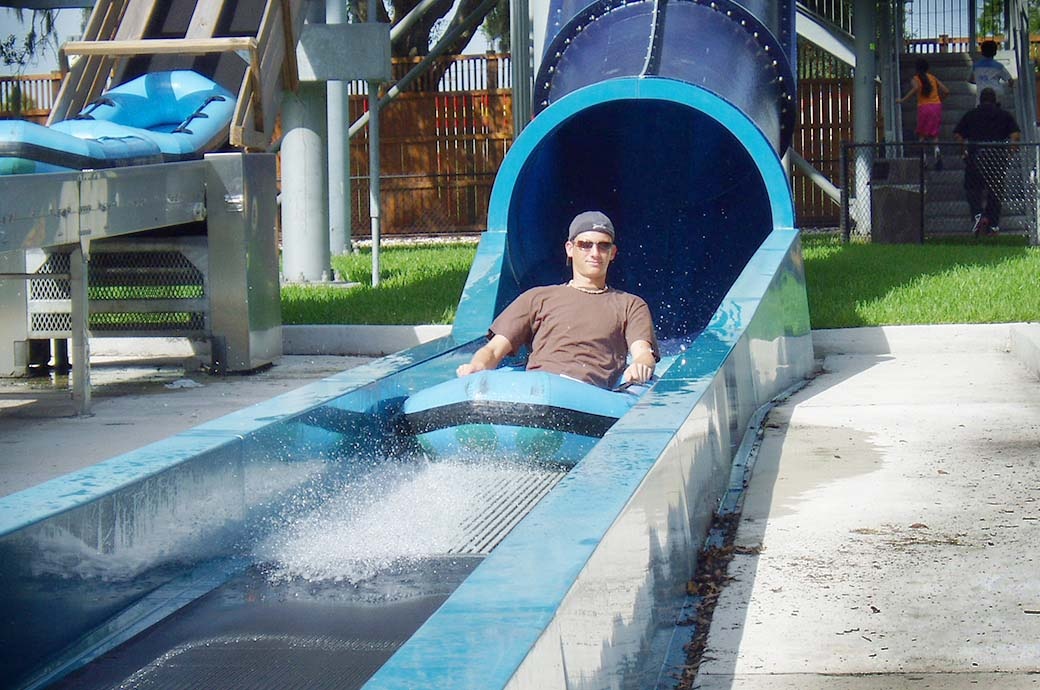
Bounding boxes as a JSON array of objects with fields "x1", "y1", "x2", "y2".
[
  {"x1": 401, "y1": 369, "x2": 642, "y2": 464},
  {"x1": 0, "y1": 70, "x2": 235, "y2": 175}
]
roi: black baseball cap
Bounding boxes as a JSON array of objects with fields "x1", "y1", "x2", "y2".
[{"x1": 568, "y1": 211, "x2": 615, "y2": 240}]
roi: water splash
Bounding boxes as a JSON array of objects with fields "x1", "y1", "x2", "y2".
[
  {"x1": 257, "y1": 456, "x2": 557, "y2": 584},
  {"x1": 18, "y1": 460, "x2": 326, "y2": 582}
]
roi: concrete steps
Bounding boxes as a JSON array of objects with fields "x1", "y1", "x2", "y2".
[
  {"x1": 898, "y1": 53, "x2": 1030, "y2": 236},
  {"x1": 898, "y1": 52, "x2": 1018, "y2": 141}
]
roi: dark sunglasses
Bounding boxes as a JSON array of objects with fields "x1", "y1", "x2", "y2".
[{"x1": 574, "y1": 240, "x2": 614, "y2": 252}]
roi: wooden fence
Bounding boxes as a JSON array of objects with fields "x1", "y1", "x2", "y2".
[
  {"x1": 0, "y1": 72, "x2": 61, "y2": 124},
  {"x1": 6, "y1": 49, "x2": 1037, "y2": 231},
  {"x1": 349, "y1": 88, "x2": 513, "y2": 235},
  {"x1": 793, "y1": 79, "x2": 852, "y2": 227}
]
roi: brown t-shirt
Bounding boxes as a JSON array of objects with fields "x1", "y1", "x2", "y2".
[{"x1": 489, "y1": 284, "x2": 659, "y2": 389}]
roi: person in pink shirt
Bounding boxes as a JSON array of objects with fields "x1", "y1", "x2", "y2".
[{"x1": 899, "y1": 57, "x2": 951, "y2": 169}]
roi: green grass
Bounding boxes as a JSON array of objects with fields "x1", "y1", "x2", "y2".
[
  {"x1": 803, "y1": 234, "x2": 1040, "y2": 328},
  {"x1": 279, "y1": 236, "x2": 1040, "y2": 328},
  {"x1": 280, "y1": 243, "x2": 477, "y2": 325}
]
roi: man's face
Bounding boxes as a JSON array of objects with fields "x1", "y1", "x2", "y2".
[{"x1": 566, "y1": 230, "x2": 617, "y2": 280}]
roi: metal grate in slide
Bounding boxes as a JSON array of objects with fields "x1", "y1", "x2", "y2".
[
  {"x1": 113, "y1": 635, "x2": 397, "y2": 690},
  {"x1": 448, "y1": 467, "x2": 567, "y2": 555}
]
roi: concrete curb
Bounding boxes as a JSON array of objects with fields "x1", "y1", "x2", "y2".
[
  {"x1": 88, "y1": 325, "x2": 454, "y2": 359},
  {"x1": 811, "y1": 323, "x2": 1016, "y2": 357},
  {"x1": 1009, "y1": 322, "x2": 1040, "y2": 380},
  {"x1": 281, "y1": 324, "x2": 452, "y2": 356}
]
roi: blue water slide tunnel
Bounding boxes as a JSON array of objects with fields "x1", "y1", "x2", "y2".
[{"x1": 454, "y1": 0, "x2": 798, "y2": 344}]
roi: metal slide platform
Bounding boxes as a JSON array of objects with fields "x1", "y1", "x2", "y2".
[{"x1": 0, "y1": 0, "x2": 308, "y2": 407}]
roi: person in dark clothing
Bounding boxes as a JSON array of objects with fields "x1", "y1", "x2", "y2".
[{"x1": 953, "y1": 87, "x2": 1022, "y2": 237}]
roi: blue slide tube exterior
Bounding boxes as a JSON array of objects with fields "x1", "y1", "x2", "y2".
[
  {"x1": 537, "y1": 0, "x2": 796, "y2": 152},
  {"x1": 455, "y1": 76, "x2": 796, "y2": 343}
]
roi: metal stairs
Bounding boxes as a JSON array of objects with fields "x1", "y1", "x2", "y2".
[{"x1": 898, "y1": 52, "x2": 1032, "y2": 235}]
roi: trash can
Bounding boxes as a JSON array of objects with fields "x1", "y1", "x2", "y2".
[{"x1": 870, "y1": 158, "x2": 923, "y2": 244}]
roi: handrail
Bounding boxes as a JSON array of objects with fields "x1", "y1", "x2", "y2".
[{"x1": 59, "y1": 37, "x2": 259, "y2": 72}]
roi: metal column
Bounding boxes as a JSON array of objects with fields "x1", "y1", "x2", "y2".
[
  {"x1": 280, "y1": 82, "x2": 332, "y2": 282},
  {"x1": 327, "y1": 0, "x2": 353, "y2": 257},
  {"x1": 68, "y1": 243, "x2": 90, "y2": 414},
  {"x1": 281, "y1": 1, "x2": 332, "y2": 284},
  {"x1": 512, "y1": 0, "x2": 534, "y2": 134},
  {"x1": 368, "y1": 0, "x2": 383, "y2": 286},
  {"x1": 852, "y1": 0, "x2": 878, "y2": 236}
]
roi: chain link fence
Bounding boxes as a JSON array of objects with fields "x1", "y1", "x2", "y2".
[
  {"x1": 351, "y1": 172, "x2": 496, "y2": 238},
  {"x1": 841, "y1": 142, "x2": 1040, "y2": 244}
]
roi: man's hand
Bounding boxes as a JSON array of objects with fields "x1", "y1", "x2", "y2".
[
  {"x1": 622, "y1": 361, "x2": 654, "y2": 383},
  {"x1": 456, "y1": 362, "x2": 484, "y2": 377},
  {"x1": 622, "y1": 339, "x2": 657, "y2": 384},
  {"x1": 457, "y1": 334, "x2": 514, "y2": 378}
]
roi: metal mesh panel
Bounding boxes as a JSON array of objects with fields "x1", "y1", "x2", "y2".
[
  {"x1": 89, "y1": 251, "x2": 205, "y2": 300},
  {"x1": 30, "y1": 252, "x2": 71, "y2": 300},
  {"x1": 89, "y1": 311, "x2": 206, "y2": 332},
  {"x1": 31, "y1": 312, "x2": 72, "y2": 333},
  {"x1": 24, "y1": 246, "x2": 208, "y2": 337},
  {"x1": 841, "y1": 142, "x2": 1039, "y2": 243}
]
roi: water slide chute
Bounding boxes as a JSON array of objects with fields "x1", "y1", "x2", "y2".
[
  {"x1": 0, "y1": 70, "x2": 235, "y2": 175},
  {"x1": 0, "y1": 0, "x2": 813, "y2": 687},
  {"x1": 362, "y1": 0, "x2": 810, "y2": 686}
]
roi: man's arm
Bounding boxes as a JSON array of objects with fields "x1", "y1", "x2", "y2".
[
  {"x1": 622, "y1": 339, "x2": 656, "y2": 384},
  {"x1": 457, "y1": 333, "x2": 514, "y2": 377}
]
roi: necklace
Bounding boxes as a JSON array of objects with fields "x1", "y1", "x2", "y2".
[{"x1": 568, "y1": 280, "x2": 609, "y2": 295}]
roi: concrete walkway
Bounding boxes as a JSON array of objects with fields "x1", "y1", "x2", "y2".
[
  {"x1": 696, "y1": 323, "x2": 1040, "y2": 689},
  {"x1": 0, "y1": 326, "x2": 451, "y2": 497},
  {"x1": 0, "y1": 353, "x2": 371, "y2": 497}
]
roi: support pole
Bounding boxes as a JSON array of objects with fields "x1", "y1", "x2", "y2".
[
  {"x1": 327, "y1": 0, "x2": 352, "y2": 257},
  {"x1": 968, "y1": 0, "x2": 977, "y2": 49},
  {"x1": 878, "y1": 0, "x2": 897, "y2": 146},
  {"x1": 281, "y1": 1, "x2": 331, "y2": 283},
  {"x1": 368, "y1": 0, "x2": 382, "y2": 285},
  {"x1": 511, "y1": 0, "x2": 533, "y2": 134},
  {"x1": 852, "y1": 0, "x2": 877, "y2": 237},
  {"x1": 69, "y1": 243, "x2": 91, "y2": 415},
  {"x1": 281, "y1": 83, "x2": 331, "y2": 281}
]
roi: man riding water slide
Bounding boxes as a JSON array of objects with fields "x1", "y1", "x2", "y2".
[{"x1": 457, "y1": 211, "x2": 659, "y2": 390}]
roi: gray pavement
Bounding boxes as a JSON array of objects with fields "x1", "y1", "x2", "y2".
[
  {"x1": 0, "y1": 326, "x2": 456, "y2": 497},
  {"x1": 0, "y1": 352, "x2": 371, "y2": 497},
  {"x1": 696, "y1": 323, "x2": 1040, "y2": 689}
]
